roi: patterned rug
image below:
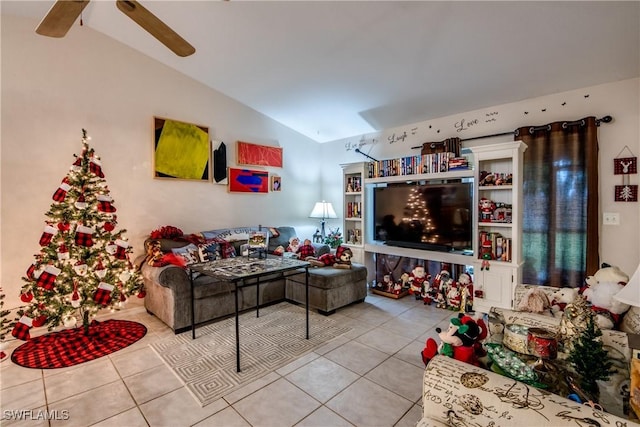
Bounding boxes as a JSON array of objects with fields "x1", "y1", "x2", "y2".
[
  {"x1": 150, "y1": 302, "x2": 351, "y2": 406},
  {"x1": 11, "y1": 320, "x2": 147, "y2": 369}
]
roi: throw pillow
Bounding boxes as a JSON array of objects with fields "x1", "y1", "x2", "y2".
[
  {"x1": 171, "y1": 244, "x2": 200, "y2": 265},
  {"x1": 198, "y1": 241, "x2": 220, "y2": 262}
]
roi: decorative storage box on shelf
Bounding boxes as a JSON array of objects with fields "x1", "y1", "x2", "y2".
[
  {"x1": 342, "y1": 163, "x2": 366, "y2": 264},
  {"x1": 470, "y1": 141, "x2": 527, "y2": 314}
]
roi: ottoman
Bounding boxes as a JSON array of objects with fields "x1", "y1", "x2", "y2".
[{"x1": 285, "y1": 263, "x2": 368, "y2": 315}]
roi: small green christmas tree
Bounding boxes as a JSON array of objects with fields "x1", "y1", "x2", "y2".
[
  {"x1": 0, "y1": 287, "x2": 13, "y2": 341},
  {"x1": 567, "y1": 308, "x2": 614, "y2": 399}
]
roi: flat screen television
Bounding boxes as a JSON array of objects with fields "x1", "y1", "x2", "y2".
[{"x1": 373, "y1": 180, "x2": 473, "y2": 252}]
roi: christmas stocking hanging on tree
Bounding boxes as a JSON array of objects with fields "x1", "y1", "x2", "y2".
[
  {"x1": 39, "y1": 225, "x2": 57, "y2": 246},
  {"x1": 94, "y1": 282, "x2": 114, "y2": 306},
  {"x1": 12, "y1": 315, "x2": 33, "y2": 341},
  {"x1": 115, "y1": 240, "x2": 129, "y2": 260},
  {"x1": 36, "y1": 265, "x2": 61, "y2": 290},
  {"x1": 90, "y1": 157, "x2": 104, "y2": 178},
  {"x1": 74, "y1": 225, "x2": 94, "y2": 247},
  {"x1": 97, "y1": 194, "x2": 116, "y2": 213},
  {"x1": 52, "y1": 182, "x2": 71, "y2": 202}
]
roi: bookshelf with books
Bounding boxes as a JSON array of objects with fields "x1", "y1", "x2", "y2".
[{"x1": 342, "y1": 163, "x2": 366, "y2": 264}]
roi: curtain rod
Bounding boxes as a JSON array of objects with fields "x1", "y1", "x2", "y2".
[{"x1": 407, "y1": 115, "x2": 613, "y2": 150}]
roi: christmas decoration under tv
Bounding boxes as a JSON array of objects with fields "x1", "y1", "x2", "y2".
[{"x1": 14, "y1": 129, "x2": 143, "y2": 340}]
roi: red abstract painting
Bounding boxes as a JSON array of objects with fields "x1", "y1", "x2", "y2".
[
  {"x1": 237, "y1": 141, "x2": 283, "y2": 168},
  {"x1": 228, "y1": 168, "x2": 269, "y2": 193}
]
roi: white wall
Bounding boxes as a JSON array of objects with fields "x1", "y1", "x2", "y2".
[
  {"x1": 1, "y1": 16, "x2": 322, "y2": 308},
  {"x1": 321, "y1": 78, "x2": 640, "y2": 278}
]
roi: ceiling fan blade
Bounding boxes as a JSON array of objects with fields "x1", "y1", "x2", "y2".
[
  {"x1": 116, "y1": 0, "x2": 195, "y2": 57},
  {"x1": 36, "y1": 0, "x2": 90, "y2": 38}
]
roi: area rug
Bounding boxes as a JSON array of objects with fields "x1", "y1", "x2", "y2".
[
  {"x1": 11, "y1": 319, "x2": 147, "y2": 369},
  {"x1": 150, "y1": 302, "x2": 351, "y2": 406}
]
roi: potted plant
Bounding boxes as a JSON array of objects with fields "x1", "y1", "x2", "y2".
[{"x1": 324, "y1": 228, "x2": 343, "y2": 249}]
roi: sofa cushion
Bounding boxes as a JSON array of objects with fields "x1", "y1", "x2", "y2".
[{"x1": 288, "y1": 263, "x2": 367, "y2": 290}]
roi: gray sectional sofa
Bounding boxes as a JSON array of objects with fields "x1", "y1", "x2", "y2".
[{"x1": 139, "y1": 226, "x2": 367, "y2": 333}]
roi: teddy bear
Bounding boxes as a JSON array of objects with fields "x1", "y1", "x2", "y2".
[
  {"x1": 421, "y1": 313, "x2": 487, "y2": 366},
  {"x1": 581, "y1": 263, "x2": 630, "y2": 329},
  {"x1": 550, "y1": 287, "x2": 580, "y2": 318},
  {"x1": 308, "y1": 246, "x2": 352, "y2": 269}
]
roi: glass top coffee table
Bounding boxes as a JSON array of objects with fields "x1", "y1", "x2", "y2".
[{"x1": 188, "y1": 256, "x2": 310, "y2": 372}]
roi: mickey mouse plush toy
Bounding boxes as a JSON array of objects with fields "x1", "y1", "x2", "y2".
[{"x1": 421, "y1": 313, "x2": 487, "y2": 366}]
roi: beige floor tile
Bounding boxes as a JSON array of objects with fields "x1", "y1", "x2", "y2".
[
  {"x1": 124, "y1": 363, "x2": 184, "y2": 404},
  {"x1": 232, "y1": 378, "x2": 320, "y2": 427},
  {"x1": 48, "y1": 381, "x2": 136, "y2": 427},
  {"x1": 91, "y1": 407, "x2": 148, "y2": 427},
  {"x1": 354, "y1": 327, "x2": 413, "y2": 355},
  {"x1": 43, "y1": 359, "x2": 120, "y2": 403},
  {"x1": 0, "y1": 405, "x2": 51, "y2": 427},
  {"x1": 1, "y1": 378, "x2": 46, "y2": 412},
  {"x1": 324, "y1": 340, "x2": 389, "y2": 376},
  {"x1": 285, "y1": 357, "x2": 359, "y2": 403},
  {"x1": 110, "y1": 345, "x2": 164, "y2": 378},
  {"x1": 139, "y1": 388, "x2": 227, "y2": 427},
  {"x1": 193, "y1": 406, "x2": 251, "y2": 427},
  {"x1": 395, "y1": 339, "x2": 428, "y2": 368},
  {"x1": 2, "y1": 296, "x2": 448, "y2": 427},
  {"x1": 395, "y1": 404, "x2": 424, "y2": 427},
  {"x1": 275, "y1": 351, "x2": 320, "y2": 376},
  {"x1": 325, "y1": 377, "x2": 413, "y2": 427},
  {"x1": 295, "y1": 406, "x2": 354, "y2": 427},
  {"x1": 364, "y1": 356, "x2": 425, "y2": 402},
  {"x1": 0, "y1": 362, "x2": 43, "y2": 389},
  {"x1": 380, "y1": 315, "x2": 432, "y2": 340},
  {"x1": 222, "y1": 371, "x2": 280, "y2": 405}
]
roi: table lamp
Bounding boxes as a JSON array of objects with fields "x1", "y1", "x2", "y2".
[{"x1": 309, "y1": 200, "x2": 337, "y2": 240}]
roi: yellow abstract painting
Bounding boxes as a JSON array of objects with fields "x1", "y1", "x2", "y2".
[{"x1": 154, "y1": 118, "x2": 210, "y2": 180}]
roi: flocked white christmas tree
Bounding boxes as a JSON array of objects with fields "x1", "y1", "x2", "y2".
[{"x1": 14, "y1": 130, "x2": 143, "y2": 340}]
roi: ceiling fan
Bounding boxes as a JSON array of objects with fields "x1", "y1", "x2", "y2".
[{"x1": 35, "y1": 0, "x2": 195, "y2": 57}]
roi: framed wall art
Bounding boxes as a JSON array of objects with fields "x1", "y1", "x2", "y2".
[
  {"x1": 228, "y1": 168, "x2": 269, "y2": 193},
  {"x1": 271, "y1": 175, "x2": 281, "y2": 192},
  {"x1": 153, "y1": 117, "x2": 210, "y2": 181},
  {"x1": 237, "y1": 141, "x2": 283, "y2": 168}
]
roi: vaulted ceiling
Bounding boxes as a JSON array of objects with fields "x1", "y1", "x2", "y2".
[{"x1": 3, "y1": 1, "x2": 639, "y2": 142}]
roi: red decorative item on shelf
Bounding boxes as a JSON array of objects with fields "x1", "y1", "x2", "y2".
[{"x1": 150, "y1": 225, "x2": 184, "y2": 239}]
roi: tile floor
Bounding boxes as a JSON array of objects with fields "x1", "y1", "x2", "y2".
[{"x1": 1, "y1": 291, "x2": 454, "y2": 427}]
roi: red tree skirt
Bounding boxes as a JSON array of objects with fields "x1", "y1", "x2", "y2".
[{"x1": 11, "y1": 319, "x2": 147, "y2": 369}]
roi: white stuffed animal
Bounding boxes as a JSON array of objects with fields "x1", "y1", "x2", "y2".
[
  {"x1": 550, "y1": 287, "x2": 580, "y2": 318},
  {"x1": 582, "y1": 264, "x2": 630, "y2": 329}
]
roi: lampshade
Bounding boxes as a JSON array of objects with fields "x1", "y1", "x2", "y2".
[
  {"x1": 613, "y1": 263, "x2": 640, "y2": 307},
  {"x1": 309, "y1": 201, "x2": 337, "y2": 219}
]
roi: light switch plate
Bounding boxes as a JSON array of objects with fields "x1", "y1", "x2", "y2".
[{"x1": 603, "y1": 212, "x2": 620, "y2": 225}]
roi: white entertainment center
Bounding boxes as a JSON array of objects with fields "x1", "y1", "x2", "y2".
[{"x1": 341, "y1": 141, "x2": 527, "y2": 312}]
